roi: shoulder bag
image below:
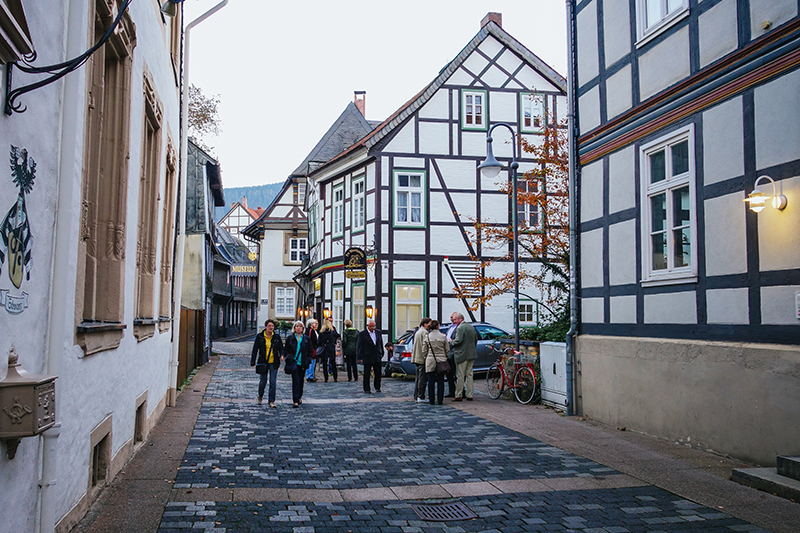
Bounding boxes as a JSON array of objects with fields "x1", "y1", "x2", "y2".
[{"x1": 427, "y1": 334, "x2": 450, "y2": 375}]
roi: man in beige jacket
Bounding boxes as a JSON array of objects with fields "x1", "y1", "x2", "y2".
[{"x1": 411, "y1": 317, "x2": 432, "y2": 402}]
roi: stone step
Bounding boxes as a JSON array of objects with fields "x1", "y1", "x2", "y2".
[
  {"x1": 777, "y1": 455, "x2": 800, "y2": 482},
  {"x1": 732, "y1": 467, "x2": 800, "y2": 502}
]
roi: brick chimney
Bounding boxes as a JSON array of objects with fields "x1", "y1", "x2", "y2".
[
  {"x1": 481, "y1": 12, "x2": 502, "y2": 29},
  {"x1": 241, "y1": 196, "x2": 247, "y2": 208},
  {"x1": 354, "y1": 91, "x2": 366, "y2": 116}
]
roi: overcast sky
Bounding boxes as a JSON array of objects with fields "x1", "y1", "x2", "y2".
[{"x1": 187, "y1": 0, "x2": 568, "y2": 189}]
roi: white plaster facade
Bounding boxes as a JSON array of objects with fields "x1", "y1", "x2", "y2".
[{"x1": 0, "y1": 2, "x2": 181, "y2": 531}]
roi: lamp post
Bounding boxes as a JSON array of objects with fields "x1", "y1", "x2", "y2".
[
  {"x1": 168, "y1": 0, "x2": 228, "y2": 406},
  {"x1": 477, "y1": 123, "x2": 520, "y2": 352}
]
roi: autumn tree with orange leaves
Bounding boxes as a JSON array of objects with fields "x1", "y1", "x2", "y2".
[{"x1": 455, "y1": 118, "x2": 569, "y2": 330}]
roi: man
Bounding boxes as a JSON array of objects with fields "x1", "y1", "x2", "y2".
[
  {"x1": 250, "y1": 319, "x2": 284, "y2": 408},
  {"x1": 449, "y1": 312, "x2": 477, "y2": 402},
  {"x1": 410, "y1": 317, "x2": 432, "y2": 402},
  {"x1": 356, "y1": 319, "x2": 384, "y2": 393}
]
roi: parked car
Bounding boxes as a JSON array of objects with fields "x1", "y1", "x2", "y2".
[{"x1": 387, "y1": 322, "x2": 512, "y2": 376}]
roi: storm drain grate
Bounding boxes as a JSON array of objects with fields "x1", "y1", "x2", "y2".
[{"x1": 410, "y1": 502, "x2": 478, "y2": 522}]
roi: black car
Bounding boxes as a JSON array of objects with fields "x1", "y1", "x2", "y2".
[{"x1": 388, "y1": 322, "x2": 511, "y2": 376}]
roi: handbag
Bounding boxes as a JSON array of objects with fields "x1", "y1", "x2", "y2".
[
  {"x1": 314, "y1": 346, "x2": 325, "y2": 358},
  {"x1": 284, "y1": 357, "x2": 298, "y2": 374},
  {"x1": 255, "y1": 363, "x2": 267, "y2": 374},
  {"x1": 427, "y1": 334, "x2": 450, "y2": 374}
]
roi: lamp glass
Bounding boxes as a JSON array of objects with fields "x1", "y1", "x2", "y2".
[
  {"x1": 160, "y1": 0, "x2": 178, "y2": 17},
  {"x1": 479, "y1": 164, "x2": 502, "y2": 179}
]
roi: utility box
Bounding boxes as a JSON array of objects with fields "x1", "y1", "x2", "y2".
[
  {"x1": 538, "y1": 342, "x2": 568, "y2": 411},
  {"x1": 0, "y1": 348, "x2": 57, "y2": 459}
]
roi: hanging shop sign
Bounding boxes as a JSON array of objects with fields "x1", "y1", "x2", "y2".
[{"x1": 344, "y1": 247, "x2": 366, "y2": 279}]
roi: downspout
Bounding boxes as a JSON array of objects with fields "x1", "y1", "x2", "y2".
[
  {"x1": 39, "y1": 0, "x2": 85, "y2": 530},
  {"x1": 170, "y1": 0, "x2": 228, "y2": 405},
  {"x1": 565, "y1": 0, "x2": 579, "y2": 417}
]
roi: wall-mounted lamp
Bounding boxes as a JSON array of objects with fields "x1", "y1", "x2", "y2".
[
  {"x1": 160, "y1": 0, "x2": 182, "y2": 17},
  {"x1": 365, "y1": 306, "x2": 375, "y2": 319},
  {"x1": 323, "y1": 308, "x2": 331, "y2": 319},
  {"x1": 744, "y1": 175, "x2": 787, "y2": 213}
]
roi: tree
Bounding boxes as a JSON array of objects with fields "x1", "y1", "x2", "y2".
[
  {"x1": 455, "y1": 117, "x2": 570, "y2": 327},
  {"x1": 188, "y1": 84, "x2": 222, "y2": 153}
]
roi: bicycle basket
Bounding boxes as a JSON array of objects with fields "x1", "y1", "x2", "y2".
[{"x1": 503, "y1": 355, "x2": 516, "y2": 373}]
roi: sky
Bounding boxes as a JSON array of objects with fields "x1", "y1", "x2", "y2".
[{"x1": 187, "y1": 0, "x2": 569, "y2": 188}]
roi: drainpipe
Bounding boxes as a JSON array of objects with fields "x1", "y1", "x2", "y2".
[
  {"x1": 565, "y1": 0, "x2": 579, "y2": 417},
  {"x1": 170, "y1": 0, "x2": 228, "y2": 405},
  {"x1": 37, "y1": 0, "x2": 87, "y2": 530}
]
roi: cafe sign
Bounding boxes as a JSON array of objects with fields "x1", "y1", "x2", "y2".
[{"x1": 344, "y1": 247, "x2": 366, "y2": 279}]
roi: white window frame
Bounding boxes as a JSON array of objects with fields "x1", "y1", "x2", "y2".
[
  {"x1": 289, "y1": 237, "x2": 307, "y2": 263},
  {"x1": 351, "y1": 283, "x2": 365, "y2": 331},
  {"x1": 275, "y1": 286, "x2": 296, "y2": 318},
  {"x1": 636, "y1": 0, "x2": 689, "y2": 47},
  {"x1": 394, "y1": 283, "x2": 425, "y2": 339},
  {"x1": 332, "y1": 285, "x2": 344, "y2": 333},
  {"x1": 461, "y1": 89, "x2": 487, "y2": 130},
  {"x1": 517, "y1": 178, "x2": 541, "y2": 230},
  {"x1": 332, "y1": 184, "x2": 344, "y2": 238},
  {"x1": 352, "y1": 176, "x2": 365, "y2": 233},
  {"x1": 520, "y1": 93, "x2": 546, "y2": 133},
  {"x1": 393, "y1": 170, "x2": 426, "y2": 228},
  {"x1": 519, "y1": 301, "x2": 539, "y2": 327},
  {"x1": 640, "y1": 125, "x2": 697, "y2": 286}
]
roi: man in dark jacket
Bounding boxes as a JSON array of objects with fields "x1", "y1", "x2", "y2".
[
  {"x1": 251, "y1": 319, "x2": 284, "y2": 407},
  {"x1": 341, "y1": 319, "x2": 359, "y2": 382},
  {"x1": 356, "y1": 319, "x2": 384, "y2": 393}
]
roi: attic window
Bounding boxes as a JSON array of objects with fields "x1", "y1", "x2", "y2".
[{"x1": 0, "y1": 0, "x2": 34, "y2": 64}]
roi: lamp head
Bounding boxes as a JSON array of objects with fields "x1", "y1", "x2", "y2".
[
  {"x1": 477, "y1": 141, "x2": 503, "y2": 179},
  {"x1": 743, "y1": 175, "x2": 788, "y2": 213},
  {"x1": 160, "y1": 0, "x2": 181, "y2": 17}
]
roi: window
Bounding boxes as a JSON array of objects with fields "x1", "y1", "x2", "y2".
[
  {"x1": 637, "y1": 0, "x2": 689, "y2": 43},
  {"x1": 159, "y1": 139, "x2": 177, "y2": 321},
  {"x1": 77, "y1": 0, "x2": 135, "y2": 342},
  {"x1": 516, "y1": 178, "x2": 540, "y2": 230},
  {"x1": 333, "y1": 285, "x2": 344, "y2": 332},
  {"x1": 332, "y1": 185, "x2": 344, "y2": 237},
  {"x1": 641, "y1": 126, "x2": 696, "y2": 285},
  {"x1": 308, "y1": 203, "x2": 317, "y2": 247},
  {"x1": 461, "y1": 89, "x2": 487, "y2": 130},
  {"x1": 394, "y1": 171, "x2": 425, "y2": 227},
  {"x1": 394, "y1": 283, "x2": 425, "y2": 338},
  {"x1": 289, "y1": 237, "x2": 307, "y2": 263},
  {"x1": 519, "y1": 302, "x2": 539, "y2": 326},
  {"x1": 275, "y1": 286, "x2": 295, "y2": 317},
  {"x1": 134, "y1": 69, "x2": 163, "y2": 327},
  {"x1": 521, "y1": 93, "x2": 545, "y2": 133},
  {"x1": 351, "y1": 283, "x2": 365, "y2": 331},
  {"x1": 352, "y1": 177, "x2": 365, "y2": 233}
]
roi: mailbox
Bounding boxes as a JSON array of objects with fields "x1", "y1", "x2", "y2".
[{"x1": 0, "y1": 347, "x2": 56, "y2": 459}]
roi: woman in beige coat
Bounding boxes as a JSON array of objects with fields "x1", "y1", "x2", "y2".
[{"x1": 423, "y1": 320, "x2": 450, "y2": 405}]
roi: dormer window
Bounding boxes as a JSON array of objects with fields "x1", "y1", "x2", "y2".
[{"x1": 461, "y1": 89, "x2": 487, "y2": 130}]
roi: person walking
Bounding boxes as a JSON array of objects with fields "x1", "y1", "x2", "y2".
[
  {"x1": 305, "y1": 318, "x2": 319, "y2": 382},
  {"x1": 444, "y1": 320, "x2": 457, "y2": 397},
  {"x1": 250, "y1": 319, "x2": 284, "y2": 408},
  {"x1": 284, "y1": 320, "x2": 313, "y2": 408},
  {"x1": 317, "y1": 319, "x2": 340, "y2": 382},
  {"x1": 449, "y1": 311, "x2": 477, "y2": 402},
  {"x1": 356, "y1": 319, "x2": 384, "y2": 393},
  {"x1": 411, "y1": 317, "x2": 432, "y2": 402},
  {"x1": 341, "y1": 319, "x2": 359, "y2": 382},
  {"x1": 423, "y1": 320, "x2": 449, "y2": 405}
]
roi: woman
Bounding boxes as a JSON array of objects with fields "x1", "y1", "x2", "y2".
[
  {"x1": 284, "y1": 320, "x2": 313, "y2": 407},
  {"x1": 250, "y1": 319, "x2": 284, "y2": 408},
  {"x1": 424, "y1": 320, "x2": 450, "y2": 405},
  {"x1": 305, "y1": 318, "x2": 319, "y2": 382},
  {"x1": 317, "y1": 319, "x2": 340, "y2": 382},
  {"x1": 341, "y1": 319, "x2": 359, "y2": 381}
]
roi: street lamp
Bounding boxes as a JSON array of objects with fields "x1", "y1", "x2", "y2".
[{"x1": 477, "y1": 123, "x2": 520, "y2": 352}]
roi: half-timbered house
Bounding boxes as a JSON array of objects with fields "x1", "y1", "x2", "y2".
[
  {"x1": 571, "y1": 0, "x2": 800, "y2": 465},
  {"x1": 294, "y1": 14, "x2": 567, "y2": 341},
  {"x1": 218, "y1": 197, "x2": 264, "y2": 255}
]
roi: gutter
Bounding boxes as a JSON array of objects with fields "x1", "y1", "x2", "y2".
[{"x1": 565, "y1": 0, "x2": 579, "y2": 417}]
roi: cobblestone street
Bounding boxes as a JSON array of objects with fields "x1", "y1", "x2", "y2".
[{"x1": 152, "y1": 344, "x2": 780, "y2": 533}]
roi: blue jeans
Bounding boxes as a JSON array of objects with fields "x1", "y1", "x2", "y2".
[
  {"x1": 427, "y1": 371, "x2": 444, "y2": 404},
  {"x1": 258, "y1": 367, "x2": 278, "y2": 403},
  {"x1": 291, "y1": 369, "x2": 305, "y2": 403},
  {"x1": 306, "y1": 360, "x2": 316, "y2": 380}
]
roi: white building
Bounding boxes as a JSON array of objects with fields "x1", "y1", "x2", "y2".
[
  {"x1": 296, "y1": 14, "x2": 567, "y2": 340},
  {"x1": 0, "y1": 2, "x2": 182, "y2": 531},
  {"x1": 571, "y1": 0, "x2": 800, "y2": 465},
  {"x1": 218, "y1": 197, "x2": 263, "y2": 255}
]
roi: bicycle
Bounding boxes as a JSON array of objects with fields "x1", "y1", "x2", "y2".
[{"x1": 485, "y1": 344, "x2": 537, "y2": 404}]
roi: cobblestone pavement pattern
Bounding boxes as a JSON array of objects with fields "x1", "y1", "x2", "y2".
[{"x1": 159, "y1": 351, "x2": 773, "y2": 532}]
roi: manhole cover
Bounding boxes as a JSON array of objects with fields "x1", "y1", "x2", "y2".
[{"x1": 410, "y1": 502, "x2": 477, "y2": 522}]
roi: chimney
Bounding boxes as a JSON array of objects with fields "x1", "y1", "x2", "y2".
[
  {"x1": 241, "y1": 196, "x2": 247, "y2": 208},
  {"x1": 481, "y1": 12, "x2": 502, "y2": 29},
  {"x1": 354, "y1": 91, "x2": 366, "y2": 116}
]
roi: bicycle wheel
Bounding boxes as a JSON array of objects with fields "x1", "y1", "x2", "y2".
[
  {"x1": 513, "y1": 366, "x2": 536, "y2": 404},
  {"x1": 486, "y1": 365, "x2": 504, "y2": 399}
]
